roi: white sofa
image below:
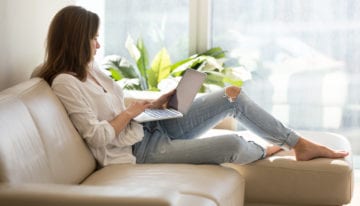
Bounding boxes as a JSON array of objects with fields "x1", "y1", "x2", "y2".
[{"x1": 0, "y1": 78, "x2": 354, "y2": 206}]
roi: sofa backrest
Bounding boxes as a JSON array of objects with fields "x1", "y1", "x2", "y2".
[{"x1": 0, "y1": 78, "x2": 96, "y2": 184}]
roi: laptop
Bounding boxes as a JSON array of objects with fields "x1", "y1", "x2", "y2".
[{"x1": 133, "y1": 69, "x2": 206, "y2": 122}]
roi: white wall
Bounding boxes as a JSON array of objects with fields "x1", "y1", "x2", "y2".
[{"x1": 0, "y1": 0, "x2": 75, "y2": 91}]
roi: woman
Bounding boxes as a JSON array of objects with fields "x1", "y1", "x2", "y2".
[{"x1": 38, "y1": 5, "x2": 348, "y2": 167}]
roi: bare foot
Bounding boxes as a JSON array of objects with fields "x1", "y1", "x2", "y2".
[
  {"x1": 294, "y1": 137, "x2": 349, "y2": 161},
  {"x1": 265, "y1": 145, "x2": 282, "y2": 157}
]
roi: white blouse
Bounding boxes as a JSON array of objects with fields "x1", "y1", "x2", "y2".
[{"x1": 52, "y1": 64, "x2": 144, "y2": 166}]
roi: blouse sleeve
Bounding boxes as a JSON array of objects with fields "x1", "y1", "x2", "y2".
[
  {"x1": 93, "y1": 66, "x2": 144, "y2": 147},
  {"x1": 52, "y1": 76, "x2": 116, "y2": 148}
]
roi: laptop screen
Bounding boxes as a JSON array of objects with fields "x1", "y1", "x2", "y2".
[{"x1": 168, "y1": 69, "x2": 206, "y2": 114}]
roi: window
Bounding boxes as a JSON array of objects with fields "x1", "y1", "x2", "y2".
[
  {"x1": 212, "y1": 0, "x2": 360, "y2": 151},
  {"x1": 78, "y1": 0, "x2": 189, "y2": 63}
]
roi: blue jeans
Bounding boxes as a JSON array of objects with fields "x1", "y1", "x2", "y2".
[{"x1": 133, "y1": 89, "x2": 300, "y2": 165}]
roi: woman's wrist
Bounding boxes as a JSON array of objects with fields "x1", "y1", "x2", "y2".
[{"x1": 124, "y1": 109, "x2": 136, "y2": 119}]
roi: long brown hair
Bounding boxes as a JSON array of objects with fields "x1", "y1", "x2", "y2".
[{"x1": 38, "y1": 5, "x2": 99, "y2": 85}]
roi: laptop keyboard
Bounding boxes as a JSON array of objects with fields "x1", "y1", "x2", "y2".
[{"x1": 144, "y1": 109, "x2": 180, "y2": 118}]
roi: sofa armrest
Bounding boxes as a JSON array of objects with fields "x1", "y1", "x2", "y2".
[{"x1": 0, "y1": 183, "x2": 178, "y2": 206}]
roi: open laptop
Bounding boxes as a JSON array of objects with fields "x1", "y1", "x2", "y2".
[{"x1": 133, "y1": 69, "x2": 206, "y2": 122}]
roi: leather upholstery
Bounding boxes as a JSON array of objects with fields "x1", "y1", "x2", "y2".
[
  {"x1": 0, "y1": 78, "x2": 245, "y2": 206},
  {"x1": 0, "y1": 78, "x2": 96, "y2": 184},
  {"x1": 201, "y1": 129, "x2": 353, "y2": 205},
  {"x1": 0, "y1": 96, "x2": 54, "y2": 183},
  {"x1": 0, "y1": 183, "x2": 217, "y2": 206},
  {"x1": 82, "y1": 164, "x2": 245, "y2": 206},
  {"x1": 227, "y1": 131, "x2": 353, "y2": 205}
]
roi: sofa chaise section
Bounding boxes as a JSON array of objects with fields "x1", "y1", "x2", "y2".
[{"x1": 200, "y1": 129, "x2": 353, "y2": 206}]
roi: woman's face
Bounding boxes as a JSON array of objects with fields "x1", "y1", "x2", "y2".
[{"x1": 90, "y1": 33, "x2": 100, "y2": 58}]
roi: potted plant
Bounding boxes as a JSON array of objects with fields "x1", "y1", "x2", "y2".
[{"x1": 103, "y1": 35, "x2": 250, "y2": 92}]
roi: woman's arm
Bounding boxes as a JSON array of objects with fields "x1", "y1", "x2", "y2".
[
  {"x1": 109, "y1": 89, "x2": 174, "y2": 135},
  {"x1": 109, "y1": 100, "x2": 151, "y2": 135}
]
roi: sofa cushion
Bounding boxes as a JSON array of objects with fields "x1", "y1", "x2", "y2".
[
  {"x1": 0, "y1": 78, "x2": 96, "y2": 184},
  {"x1": 0, "y1": 183, "x2": 217, "y2": 206},
  {"x1": 82, "y1": 164, "x2": 245, "y2": 206},
  {"x1": 203, "y1": 130, "x2": 353, "y2": 205},
  {"x1": 0, "y1": 95, "x2": 54, "y2": 183}
]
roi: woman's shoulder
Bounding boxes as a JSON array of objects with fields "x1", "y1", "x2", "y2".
[
  {"x1": 51, "y1": 73, "x2": 83, "y2": 96},
  {"x1": 52, "y1": 73, "x2": 80, "y2": 86},
  {"x1": 90, "y1": 63, "x2": 117, "y2": 85},
  {"x1": 91, "y1": 63, "x2": 111, "y2": 79}
]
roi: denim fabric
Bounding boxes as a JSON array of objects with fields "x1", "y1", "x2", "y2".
[{"x1": 133, "y1": 89, "x2": 300, "y2": 165}]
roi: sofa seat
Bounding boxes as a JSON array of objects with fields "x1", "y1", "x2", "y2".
[
  {"x1": 82, "y1": 164, "x2": 245, "y2": 206},
  {"x1": 201, "y1": 129, "x2": 353, "y2": 206},
  {"x1": 0, "y1": 183, "x2": 218, "y2": 206}
]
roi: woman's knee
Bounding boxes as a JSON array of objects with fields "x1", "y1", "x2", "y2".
[
  {"x1": 221, "y1": 135, "x2": 264, "y2": 164},
  {"x1": 225, "y1": 86, "x2": 241, "y2": 102},
  {"x1": 222, "y1": 135, "x2": 245, "y2": 154}
]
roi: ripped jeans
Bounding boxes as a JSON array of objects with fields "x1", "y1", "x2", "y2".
[{"x1": 133, "y1": 88, "x2": 300, "y2": 165}]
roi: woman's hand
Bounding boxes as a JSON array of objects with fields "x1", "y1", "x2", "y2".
[
  {"x1": 149, "y1": 89, "x2": 176, "y2": 109},
  {"x1": 125, "y1": 100, "x2": 152, "y2": 118}
]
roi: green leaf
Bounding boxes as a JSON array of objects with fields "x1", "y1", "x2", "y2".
[
  {"x1": 204, "y1": 71, "x2": 225, "y2": 87},
  {"x1": 196, "y1": 56, "x2": 224, "y2": 72},
  {"x1": 170, "y1": 58, "x2": 198, "y2": 77},
  {"x1": 118, "y1": 78, "x2": 142, "y2": 90},
  {"x1": 136, "y1": 37, "x2": 149, "y2": 88},
  {"x1": 107, "y1": 68, "x2": 122, "y2": 81},
  {"x1": 103, "y1": 56, "x2": 139, "y2": 79},
  {"x1": 200, "y1": 47, "x2": 226, "y2": 59},
  {"x1": 190, "y1": 59, "x2": 207, "y2": 70},
  {"x1": 223, "y1": 77, "x2": 243, "y2": 87},
  {"x1": 146, "y1": 70, "x2": 157, "y2": 91},
  {"x1": 170, "y1": 56, "x2": 196, "y2": 72},
  {"x1": 116, "y1": 65, "x2": 138, "y2": 78},
  {"x1": 148, "y1": 48, "x2": 171, "y2": 90}
]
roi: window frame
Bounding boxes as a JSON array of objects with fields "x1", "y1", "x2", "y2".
[{"x1": 189, "y1": 0, "x2": 212, "y2": 55}]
